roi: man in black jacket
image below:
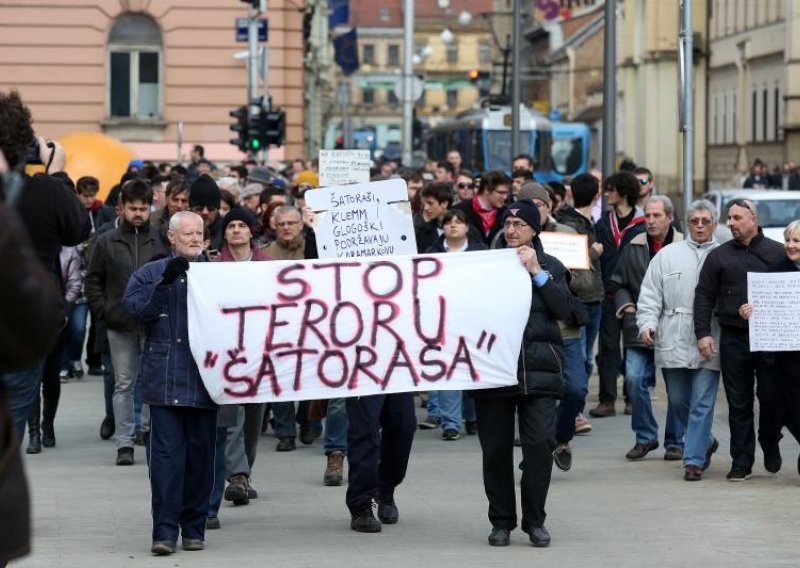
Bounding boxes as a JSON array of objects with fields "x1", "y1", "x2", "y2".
[
  {"x1": 472, "y1": 200, "x2": 573, "y2": 548},
  {"x1": 694, "y1": 198, "x2": 786, "y2": 481},
  {"x1": 590, "y1": 172, "x2": 646, "y2": 418},
  {"x1": 85, "y1": 179, "x2": 167, "y2": 466},
  {"x1": 415, "y1": 182, "x2": 452, "y2": 253},
  {"x1": 453, "y1": 170, "x2": 510, "y2": 246}
]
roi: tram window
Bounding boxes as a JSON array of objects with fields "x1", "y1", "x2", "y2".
[
  {"x1": 486, "y1": 131, "x2": 530, "y2": 172},
  {"x1": 552, "y1": 136, "x2": 584, "y2": 176}
]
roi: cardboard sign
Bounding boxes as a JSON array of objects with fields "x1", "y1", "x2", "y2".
[
  {"x1": 186, "y1": 250, "x2": 530, "y2": 403},
  {"x1": 304, "y1": 178, "x2": 418, "y2": 258},
  {"x1": 747, "y1": 271, "x2": 800, "y2": 351},
  {"x1": 318, "y1": 149, "x2": 371, "y2": 187},
  {"x1": 538, "y1": 232, "x2": 590, "y2": 270}
]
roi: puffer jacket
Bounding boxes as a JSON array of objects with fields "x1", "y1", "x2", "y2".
[
  {"x1": 611, "y1": 229, "x2": 683, "y2": 347},
  {"x1": 636, "y1": 238, "x2": 720, "y2": 370},
  {"x1": 84, "y1": 220, "x2": 167, "y2": 331},
  {"x1": 122, "y1": 255, "x2": 216, "y2": 409},
  {"x1": 473, "y1": 237, "x2": 574, "y2": 398}
]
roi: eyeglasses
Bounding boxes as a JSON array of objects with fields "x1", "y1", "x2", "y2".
[
  {"x1": 503, "y1": 220, "x2": 529, "y2": 231},
  {"x1": 493, "y1": 188, "x2": 510, "y2": 196},
  {"x1": 688, "y1": 218, "x2": 713, "y2": 227},
  {"x1": 276, "y1": 220, "x2": 300, "y2": 228},
  {"x1": 637, "y1": 178, "x2": 651, "y2": 186},
  {"x1": 456, "y1": 182, "x2": 474, "y2": 189},
  {"x1": 191, "y1": 205, "x2": 217, "y2": 213}
]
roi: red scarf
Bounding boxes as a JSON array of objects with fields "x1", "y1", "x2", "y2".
[
  {"x1": 609, "y1": 209, "x2": 645, "y2": 248},
  {"x1": 471, "y1": 196, "x2": 498, "y2": 235}
]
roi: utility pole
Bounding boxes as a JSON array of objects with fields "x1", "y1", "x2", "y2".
[
  {"x1": 511, "y1": 0, "x2": 521, "y2": 158},
  {"x1": 680, "y1": 0, "x2": 694, "y2": 212},
  {"x1": 601, "y1": 0, "x2": 616, "y2": 183},
  {"x1": 248, "y1": 0, "x2": 265, "y2": 160},
  {"x1": 402, "y1": 0, "x2": 414, "y2": 168}
]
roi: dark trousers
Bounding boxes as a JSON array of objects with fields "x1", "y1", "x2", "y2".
[
  {"x1": 776, "y1": 352, "x2": 800, "y2": 440},
  {"x1": 148, "y1": 405, "x2": 217, "y2": 543},
  {"x1": 598, "y1": 297, "x2": 622, "y2": 404},
  {"x1": 719, "y1": 330, "x2": 784, "y2": 470},
  {"x1": 345, "y1": 393, "x2": 416, "y2": 512},
  {"x1": 474, "y1": 395, "x2": 557, "y2": 532}
]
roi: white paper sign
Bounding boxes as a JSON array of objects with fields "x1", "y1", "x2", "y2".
[
  {"x1": 538, "y1": 232, "x2": 590, "y2": 270},
  {"x1": 747, "y1": 271, "x2": 800, "y2": 351},
  {"x1": 304, "y1": 178, "x2": 418, "y2": 258},
  {"x1": 318, "y1": 149, "x2": 371, "y2": 187},
  {"x1": 186, "y1": 250, "x2": 529, "y2": 404}
]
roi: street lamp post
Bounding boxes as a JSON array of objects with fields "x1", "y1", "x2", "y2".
[
  {"x1": 402, "y1": 0, "x2": 415, "y2": 167},
  {"x1": 511, "y1": 0, "x2": 521, "y2": 159}
]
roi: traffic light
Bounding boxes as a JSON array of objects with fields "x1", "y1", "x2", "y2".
[
  {"x1": 229, "y1": 106, "x2": 249, "y2": 152},
  {"x1": 248, "y1": 106, "x2": 265, "y2": 152},
  {"x1": 263, "y1": 108, "x2": 286, "y2": 147},
  {"x1": 468, "y1": 69, "x2": 491, "y2": 96}
]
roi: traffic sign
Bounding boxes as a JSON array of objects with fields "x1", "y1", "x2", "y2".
[{"x1": 236, "y1": 17, "x2": 268, "y2": 42}]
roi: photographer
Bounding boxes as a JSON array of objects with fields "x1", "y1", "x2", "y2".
[{"x1": 0, "y1": 90, "x2": 90, "y2": 441}]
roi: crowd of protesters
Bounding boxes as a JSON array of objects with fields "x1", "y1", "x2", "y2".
[{"x1": 3, "y1": 88, "x2": 800, "y2": 563}]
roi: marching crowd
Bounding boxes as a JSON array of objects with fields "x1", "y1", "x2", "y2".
[{"x1": 2, "y1": 88, "x2": 800, "y2": 563}]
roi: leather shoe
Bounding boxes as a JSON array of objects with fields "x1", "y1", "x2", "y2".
[
  {"x1": 276, "y1": 437, "x2": 296, "y2": 452},
  {"x1": 181, "y1": 538, "x2": 204, "y2": 551},
  {"x1": 589, "y1": 402, "x2": 616, "y2": 418},
  {"x1": 376, "y1": 495, "x2": 399, "y2": 524},
  {"x1": 702, "y1": 438, "x2": 719, "y2": 471},
  {"x1": 684, "y1": 465, "x2": 702, "y2": 481},
  {"x1": 488, "y1": 527, "x2": 510, "y2": 546},
  {"x1": 528, "y1": 526, "x2": 551, "y2": 547},
  {"x1": 151, "y1": 541, "x2": 176, "y2": 555},
  {"x1": 763, "y1": 446, "x2": 782, "y2": 473},
  {"x1": 625, "y1": 441, "x2": 659, "y2": 460},
  {"x1": 100, "y1": 416, "x2": 115, "y2": 440},
  {"x1": 663, "y1": 446, "x2": 683, "y2": 461}
]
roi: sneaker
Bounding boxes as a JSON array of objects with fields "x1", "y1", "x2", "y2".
[
  {"x1": 59, "y1": 369, "x2": 70, "y2": 383},
  {"x1": 116, "y1": 447, "x2": 134, "y2": 466},
  {"x1": 442, "y1": 428, "x2": 460, "y2": 441},
  {"x1": 589, "y1": 402, "x2": 616, "y2": 418},
  {"x1": 625, "y1": 441, "x2": 659, "y2": 460},
  {"x1": 276, "y1": 437, "x2": 296, "y2": 452},
  {"x1": 664, "y1": 446, "x2": 683, "y2": 461},
  {"x1": 702, "y1": 438, "x2": 719, "y2": 471},
  {"x1": 726, "y1": 467, "x2": 752, "y2": 482},
  {"x1": 206, "y1": 516, "x2": 221, "y2": 530},
  {"x1": 684, "y1": 465, "x2": 703, "y2": 481},
  {"x1": 465, "y1": 420, "x2": 478, "y2": 435},
  {"x1": 324, "y1": 451, "x2": 345, "y2": 486},
  {"x1": 574, "y1": 414, "x2": 593, "y2": 434},
  {"x1": 376, "y1": 494, "x2": 399, "y2": 524},
  {"x1": 100, "y1": 416, "x2": 115, "y2": 440},
  {"x1": 224, "y1": 474, "x2": 250, "y2": 505},
  {"x1": 245, "y1": 477, "x2": 258, "y2": 499},
  {"x1": 151, "y1": 540, "x2": 176, "y2": 555},
  {"x1": 553, "y1": 443, "x2": 572, "y2": 472},
  {"x1": 418, "y1": 416, "x2": 441, "y2": 430},
  {"x1": 70, "y1": 360, "x2": 84, "y2": 379},
  {"x1": 350, "y1": 502, "x2": 382, "y2": 533}
]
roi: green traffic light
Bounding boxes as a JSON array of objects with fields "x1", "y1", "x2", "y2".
[{"x1": 250, "y1": 139, "x2": 262, "y2": 150}]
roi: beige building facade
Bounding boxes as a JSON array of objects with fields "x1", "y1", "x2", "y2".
[{"x1": 0, "y1": 0, "x2": 306, "y2": 163}]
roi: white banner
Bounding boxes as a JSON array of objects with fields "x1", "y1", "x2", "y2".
[
  {"x1": 318, "y1": 149, "x2": 371, "y2": 187},
  {"x1": 747, "y1": 271, "x2": 800, "y2": 351},
  {"x1": 186, "y1": 250, "x2": 530, "y2": 403},
  {"x1": 539, "y1": 232, "x2": 590, "y2": 270},
  {"x1": 304, "y1": 179, "x2": 418, "y2": 259}
]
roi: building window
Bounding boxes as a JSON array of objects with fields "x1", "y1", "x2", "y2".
[
  {"x1": 478, "y1": 42, "x2": 491, "y2": 64},
  {"x1": 363, "y1": 88, "x2": 374, "y2": 105},
  {"x1": 363, "y1": 44, "x2": 375, "y2": 65},
  {"x1": 763, "y1": 88, "x2": 768, "y2": 141},
  {"x1": 713, "y1": 95, "x2": 718, "y2": 145},
  {"x1": 387, "y1": 44, "x2": 400, "y2": 66},
  {"x1": 775, "y1": 87, "x2": 781, "y2": 140},
  {"x1": 752, "y1": 90, "x2": 757, "y2": 142},
  {"x1": 387, "y1": 89, "x2": 399, "y2": 107},
  {"x1": 732, "y1": 92, "x2": 737, "y2": 142},
  {"x1": 446, "y1": 41, "x2": 459, "y2": 64},
  {"x1": 446, "y1": 89, "x2": 458, "y2": 108},
  {"x1": 108, "y1": 13, "x2": 162, "y2": 119}
]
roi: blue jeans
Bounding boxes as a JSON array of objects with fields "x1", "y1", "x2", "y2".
[
  {"x1": 462, "y1": 393, "x2": 476, "y2": 423},
  {"x1": 556, "y1": 337, "x2": 589, "y2": 443},
  {"x1": 662, "y1": 367, "x2": 720, "y2": 467},
  {"x1": 425, "y1": 391, "x2": 440, "y2": 419},
  {"x1": 323, "y1": 398, "x2": 348, "y2": 454},
  {"x1": 63, "y1": 301, "x2": 89, "y2": 366},
  {"x1": 437, "y1": 390, "x2": 464, "y2": 431},
  {"x1": 581, "y1": 302, "x2": 602, "y2": 380},
  {"x1": 625, "y1": 347, "x2": 683, "y2": 448},
  {"x1": 1, "y1": 364, "x2": 44, "y2": 444}
]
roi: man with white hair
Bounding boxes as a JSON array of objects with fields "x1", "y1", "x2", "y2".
[
  {"x1": 217, "y1": 176, "x2": 240, "y2": 200},
  {"x1": 123, "y1": 211, "x2": 217, "y2": 555}
]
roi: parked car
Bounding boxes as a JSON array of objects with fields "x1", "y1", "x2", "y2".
[{"x1": 702, "y1": 189, "x2": 800, "y2": 243}]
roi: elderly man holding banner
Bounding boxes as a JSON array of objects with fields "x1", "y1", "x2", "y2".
[{"x1": 123, "y1": 211, "x2": 217, "y2": 556}]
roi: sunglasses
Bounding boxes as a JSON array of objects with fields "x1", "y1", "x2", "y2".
[
  {"x1": 637, "y1": 178, "x2": 651, "y2": 186},
  {"x1": 191, "y1": 205, "x2": 217, "y2": 213},
  {"x1": 456, "y1": 182, "x2": 474, "y2": 190},
  {"x1": 728, "y1": 198, "x2": 755, "y2": 214}
]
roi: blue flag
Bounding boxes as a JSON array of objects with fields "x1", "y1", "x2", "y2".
[
  {"x1": 333, "y1": 28, "x2": 359, "y2": 76},
  {"x1": 328, "y1": 0, "x2": 349, "y2": 28}
]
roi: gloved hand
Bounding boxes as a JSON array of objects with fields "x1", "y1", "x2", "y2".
[{"x1": 161, "y1": 256, "x2": 189, "y2": 285}]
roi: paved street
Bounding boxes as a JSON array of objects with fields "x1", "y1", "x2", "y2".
[{"x1": 14, "y1": 373, "x2": 799, "y2": 568}]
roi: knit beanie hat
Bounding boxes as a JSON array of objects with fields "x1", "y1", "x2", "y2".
[
  {"x1": 295, "y1": 170, "x2": 319, "y2": 188},
  {"x1": 221, "y1": 206, "x2": 258, "y2": 237},
  {"x1": 190, "y1": 174, "x2": 221, "y2": 209},
  {"x1": 518, "y1": 181, "x2": 552, "y2": 209},
  {"x1": 503, "y1": 199, "x2": 542, "y2": 233}
]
